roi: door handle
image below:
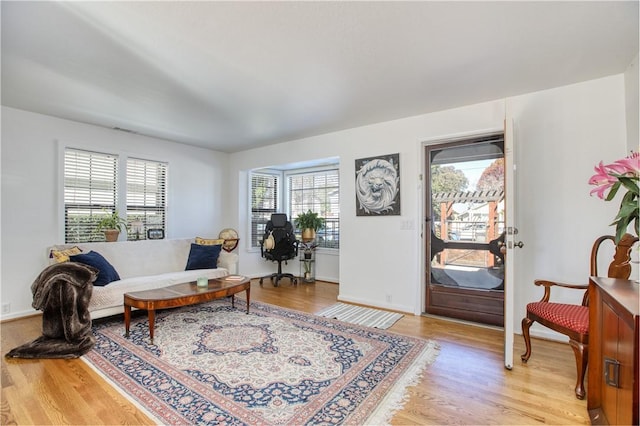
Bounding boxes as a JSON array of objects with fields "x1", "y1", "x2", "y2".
[
  {"x1": 604, "y1": 357, "x2": 620, "y2": 388},
  {"x1": 504, "y1": 241, "x2": 524, "y2": 249}
]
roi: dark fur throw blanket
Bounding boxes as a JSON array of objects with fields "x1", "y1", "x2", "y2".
[{"x1": 6, "y1": 262, "x2": 98, "y2": 359}]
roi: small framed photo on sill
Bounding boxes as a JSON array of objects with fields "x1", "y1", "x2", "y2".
[{"x1": 147, "y1": 229, "x2": 165, "y2": 240}]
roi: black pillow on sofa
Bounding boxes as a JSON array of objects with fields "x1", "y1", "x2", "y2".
[
  {"x1": 185, "y1": 243, "x2": 221, "y2": 270},
  {"x1": 70, "y1": 251, "x2": 120, "y2": 286}
]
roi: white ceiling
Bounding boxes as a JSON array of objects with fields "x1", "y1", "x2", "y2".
[{"x1": 2, "y1": 1, "x2": 638, "y2": 153}]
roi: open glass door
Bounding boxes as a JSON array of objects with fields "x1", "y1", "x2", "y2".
[
  {"x1": 503, "y1": 118, "x2": 518, "y2": 370},
  {"x1": 425, "y1": 134, "x2": 505, "y2": 326}
]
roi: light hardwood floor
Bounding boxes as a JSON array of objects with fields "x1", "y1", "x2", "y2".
[{"x1": 2, "y1": 280, "x2": 589, "y2": 425}]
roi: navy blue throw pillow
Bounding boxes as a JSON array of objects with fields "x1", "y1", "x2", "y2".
[
  {"x1": 185, "y1": 243, "x2": 221, "y2": 270},
  {"x1": 70, "y1": 251, "x2": 120, "y2": 286}
]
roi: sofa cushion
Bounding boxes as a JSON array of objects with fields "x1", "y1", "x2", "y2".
[
  {"x1": 46, "y1": 239, "x2": 237, "y2": 279},
  {"x1": 195, "y1": 236, "x2": 226, "y2": 246},
  {"x1": 50, "y1": 246, "x2": 82, "y2": 263},
  {"x1": 51, "y1": 239, "x2": 192, "y2": 279},
  {"x1": 70, "y1": 251, "x2": 120, "y2": 286},
  {"x1": 185, "y1": 243, "x2": 222, "y2": 270},
  {"x1": 89, "y1": 268, "x2": 229, "y2": 315}
]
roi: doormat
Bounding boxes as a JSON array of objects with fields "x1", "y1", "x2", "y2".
[{"x1": 316, "y1": 302, "x2": 404, "y2": 329}]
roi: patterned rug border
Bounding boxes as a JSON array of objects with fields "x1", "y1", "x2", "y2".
[
  {"x1": 80, "y1": 352, "x2": 166, "y2": 425},
  {"x1": 83, "y1": 300, "x2": 439, "y2": 425}
]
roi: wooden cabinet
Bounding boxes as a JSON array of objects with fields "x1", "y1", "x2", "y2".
[{"x1": 588, "y1": 277, "x2": 639, "y2": 425}]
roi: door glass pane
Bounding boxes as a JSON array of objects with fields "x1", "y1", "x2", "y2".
[{"x1": 429, "y1": 140, "x2": 505, "y2": 291}]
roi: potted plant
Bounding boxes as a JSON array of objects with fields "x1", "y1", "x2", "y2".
[
  {"x1": 299, "y1": 241, "x2": 317, "y2": 282},
  {"x1": 300, "y1": 241, "x2": 317, "y2": 259},
  {"x1": 294, "y1": 210, "x2": 325, "y2": 242},
  {"x1": 97, "y1": 210, "x2": 128, "y2": 242}
]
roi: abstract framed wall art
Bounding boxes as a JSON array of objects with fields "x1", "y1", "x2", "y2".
[{"x1": 355, "y1": 153, "x2": 400, "y2": 216}]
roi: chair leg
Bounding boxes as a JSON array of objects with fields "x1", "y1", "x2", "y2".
[
  {"x1": 274, "y1": 260, "x2": 283, "y2": 287},
  {"x1": 259, "y1": 273, "x2": 277, "y2": 286},
  {"x1": 521, "y1": 317, "x2": 533, "y2": 362},
  {"x1": 259, "y1": 260, "x2": 298, "y2": 287},
  {"x1": 568, "y1": 339, "x2": 587, "y2": 400}
]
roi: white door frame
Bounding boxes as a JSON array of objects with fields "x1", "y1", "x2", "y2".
[{"x1": 503, "y1": 117, "x2": 516, "y2": 370}]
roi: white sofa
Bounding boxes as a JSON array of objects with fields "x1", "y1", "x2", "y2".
[{"x1": 47, "y1": 238, "x2": 239, "y2": 319}]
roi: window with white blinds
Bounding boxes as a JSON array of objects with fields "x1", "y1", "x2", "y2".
[
  {"x1": 64, "y1": 149, "x2": 169, "y2": 243},
  {"x1": 64, "y1": 148, "x2": 118, "y2": 243},
  {"x1": 288, "y1": 169, "x2": 340, "y2": 249},
  {"x1": 250, "y1": 172, "x2": 279, "y2": 247},
  {"x1": 126, "y1": 158, "x2": 168, "y2": 241}
]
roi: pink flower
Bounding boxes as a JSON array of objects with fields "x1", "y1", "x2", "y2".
[
  {"x1": 607, "y1": 151, "x2": 640, "y2": 177},
  {"x1": 588, "y1": 161, "x2": 618, "y2": 199},
  {"x1": 588, "y1": 151, "x2": 639, "y2": 243}
]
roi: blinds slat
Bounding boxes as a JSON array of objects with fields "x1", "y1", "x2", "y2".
[
  {"x1": 250, "y1": 172, "x2": 278, "y2": 247},
  {"x1": 64, "y1": 148, "x2": 118, "y2": 243},
  {"x1": 64, "y1": 149, "x2": 168, "y2": 243},
  {"x1": 126, "y1": 158, "x2": 168, "y2": 241},
  {"x1": 288, "y1": 169, "x2": 340, "y2": 249}
]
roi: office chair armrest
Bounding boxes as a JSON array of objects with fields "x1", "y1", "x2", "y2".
[{"x1": 533, "y1": 279, "x2": 588, "y2": 303}]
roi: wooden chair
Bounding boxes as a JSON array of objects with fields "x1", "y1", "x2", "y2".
[{"x1": 521, "y1": 233, "x2": 638, "y2": 399}]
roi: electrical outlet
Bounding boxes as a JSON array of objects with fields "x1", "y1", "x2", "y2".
[
  {"x1": 400, "y1": 219, "x2": 415, "y2": 230},
  {"x1": 385, "y1": 294, "x2": 392, "y2": 303},
  {"x1": 1, "y1": 303, "x2": 10, "y2": 315}
]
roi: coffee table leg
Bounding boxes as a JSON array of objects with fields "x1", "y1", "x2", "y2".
[
  {"x1": 245, "y1": 287, "x2": 250, "y2": 314},
  {"x1": 124, "y1": 305, "x2": 131, "y2": 338},
  {"x1": 148, "y1": 309, "x2": 155, "y2": 345},
  {"x1": 231, "y1": 294, "x2": 235, "y2": 308}
]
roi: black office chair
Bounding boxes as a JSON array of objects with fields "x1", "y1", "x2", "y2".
[{"x1": 259, "y1": 213, "x2": 299, "y2": 286}]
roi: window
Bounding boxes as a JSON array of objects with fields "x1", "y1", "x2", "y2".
[
  {"x1": 64, "y1": 148, "x2": 118, "y2": 243},
  {"x1": 126, "y1": 158, "x2": 168, "y2": 240},
  {"x1": 288, "y1": 169, "x2": 339, "y2": 249},
  {"x1": 64, "y1": 148, "x2": 168, "y2": 243},
  {"x1": 249, "y1": 162, "x2": 340, "y2": 250},
  {"x1": 250, "y1": 172, "x2": 279, "y2": 247}
]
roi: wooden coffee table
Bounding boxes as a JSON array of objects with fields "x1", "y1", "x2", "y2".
[{"x1": 124, "y1": 275, "x2": 251, "y2": 344}]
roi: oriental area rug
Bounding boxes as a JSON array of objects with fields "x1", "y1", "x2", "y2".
[{"x1": 83, "y1": 300, "x2": 439, "y2": 425}]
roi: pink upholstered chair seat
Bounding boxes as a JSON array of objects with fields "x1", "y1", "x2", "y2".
[{"x1": 526, "y1": 302, "x2": 589, "y2": 334}]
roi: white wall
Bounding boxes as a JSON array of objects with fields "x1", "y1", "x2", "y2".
[
  {"x1": 1, "y1": 74, "x2": 631, "y2": 343},
  {"x1": 1, "y1": 106, "x2": 231, "y2": 319},
  {"x1": 509, "y1": 75, "x2": 634, "y2": 339},
  {"x1": 228, "y1": 74, "x2": 630, "y2": 341},
  {"x1": 624, "y1": 53, "x2": 639, "y2": 152}
]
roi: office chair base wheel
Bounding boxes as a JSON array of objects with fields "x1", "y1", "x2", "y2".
[{"x1": 258, "y1": 274, "x2": 297, "y2": 287}]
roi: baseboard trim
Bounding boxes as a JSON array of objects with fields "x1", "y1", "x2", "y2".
[
  {"x1": 337, "y1": 294, "x2": 413, "y2": 315},
  {"x1": 1, "y1": 309, "x2": 40, "y2": 322}
]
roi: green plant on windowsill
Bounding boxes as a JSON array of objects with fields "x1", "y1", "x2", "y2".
[
  {"x1": 96, "y1": 210, "x2": 128, "y2": 242},
  {"x1": 294, "y1": 210, "x2": 325, "y2": 242}
]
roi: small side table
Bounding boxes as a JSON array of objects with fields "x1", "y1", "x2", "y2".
[{"x1": 300, "y1": 252, "x2": 316, "y2": 283}]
